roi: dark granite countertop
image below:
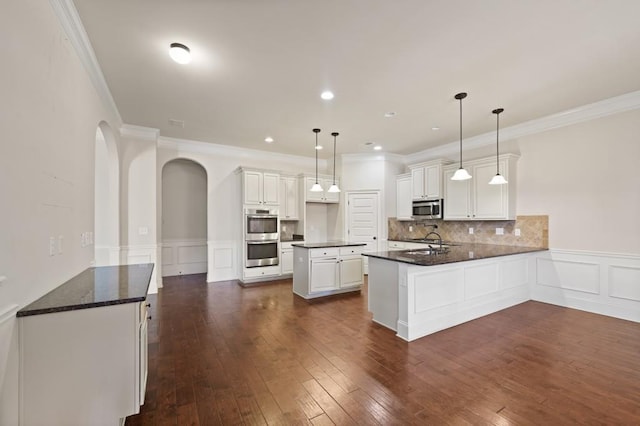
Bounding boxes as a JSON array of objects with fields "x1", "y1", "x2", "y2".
[
  {"x1": 364, "y1": 243, "x2": 547, "y2": 266},
  {"x1": 17, "y1": 264, "x2": 154, "y2": 317},
  {"x1": 292, "y1": 241, "x2": 367, "y2": 249}
]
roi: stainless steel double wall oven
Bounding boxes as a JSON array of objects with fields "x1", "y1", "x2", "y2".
[{"x1": 245, "y1": 208, "x2": 279, "y2": 267}]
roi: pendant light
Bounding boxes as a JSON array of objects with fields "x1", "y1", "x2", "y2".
[
  {"x1": 327, "y1": 132, "x2": 341, "y2": 193},
  {"x1": 489, "y1": 108, "x2": 508, "y2": 185},
  {"x1": 310, "y1": 128, "x2": 323, "y2": 192},
  {"x1": 451, "y1": 92, "x2": 472, "y2": 181}
]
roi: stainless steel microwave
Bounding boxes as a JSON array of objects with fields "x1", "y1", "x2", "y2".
[{"x1": 412, "y1": 199, "x2": 443, "y2": 219}]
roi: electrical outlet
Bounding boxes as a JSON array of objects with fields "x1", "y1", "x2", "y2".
[
  {"x1": 496, "y1": 228, "x2": 504, "y2": 235},
  {"x1": 409, "y1": 225, "x2": 413, "y2": 232},
  {"x1": 58, "y1": 235, "x2": 64, "y2": 254},
  {"x1": 515, "y1": 228, "x2": 521, "y2": 237},
  {"x1": 468, "y1": 227, "x2": 474, "y2": 235},
  {"x1": 49, "y1": 237, "x2": 56, "y2": 256}
]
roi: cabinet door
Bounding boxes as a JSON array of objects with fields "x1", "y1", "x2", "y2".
[
  {"x1": 411, "y1": 167, "x2": 425, "y2": 200},
  {"x1": 310, "y1": 258, "x2": 339, "y2": 292},
  {"x1": 324, "y1": 178, "x2": 340, "y2": 203},
  {"x1": 340, "y1": 256, "x2": 363, "y2": 288},
  {"x1": 281, "y1": 248, "x2": 294, "y2": 274},
  {"x1": 443, "y1": 168, "x2": 472, "y2": 219},
  {"x1": 280, "y1": 177, "x2": 299, "y2": 219},
  {"x1": 425, "y1": 165, "x2": 441, "y2": 199},
  {"x1": 262, "y1": 173, "x2": 280, "y2": 205},
  {"x1": 473, "y1": 162, "x2": 506, "y2": 219},
  {"x1": 244, "y1": 171, "x2": 263, "y2": 205},
  {"x1": 396, "y1": 176, "x2": 412, "y2": 220},
  {"x1": 305, "y1": 177, "x2": 325, "y2": 202}
]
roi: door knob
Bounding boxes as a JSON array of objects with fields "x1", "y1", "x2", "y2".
[{"x1": 373, "y1": 236, "x2": 377, "y2": 240}]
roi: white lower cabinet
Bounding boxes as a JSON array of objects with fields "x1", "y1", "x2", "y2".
[
  {"x1": 281, "y1": 248, "x2": 294, "y2": 274},
  {"x1": 293, "y1": 245, "x2": 364, "y2": 299},
  {"x1": 19, "y1": 301, "x2": 148, "y2": 425}
]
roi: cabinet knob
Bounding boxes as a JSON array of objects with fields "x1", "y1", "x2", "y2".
[
  {"x1": 146, "y1": 303, "x2": 151, "y2": 308},
  {"x1": 147, "y1": 316, "x2": 152, "y2": 320}
]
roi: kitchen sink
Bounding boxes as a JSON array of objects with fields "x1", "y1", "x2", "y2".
[{"x1": 405, "y1": 247, "x2": 450, "y2": 255}]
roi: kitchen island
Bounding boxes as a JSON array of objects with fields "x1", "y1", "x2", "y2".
[
  {"x1": 364, "y1": 244, "x2": 547, "y2": 341},
  {"x1": 292, "y1": 241, "x2": 366, "y2": 299}
]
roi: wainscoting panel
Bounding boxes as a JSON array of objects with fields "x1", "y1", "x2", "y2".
[
  {"x1": 207, "y1": 240, "x2": 238, "y2": 283},
  {"x1": 532, "y1": 250, "x2": 640, "y2": 322},
  {"x1": 500, "y1": 257, "x2": 529, "y2": 289},
  {"x1": 120, "y1": 245, "x2": 159, "y2": 293},
  {"x1": 161, "y1": 239, "x2": 207, "y2": 277},
  {"x1": 464, "y1": 263, "x2": 499, "y2": 300}
]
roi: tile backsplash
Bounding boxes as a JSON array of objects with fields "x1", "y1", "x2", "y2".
[{"x1": 388, "y1": 215, "x2": 548, "y2": 248}]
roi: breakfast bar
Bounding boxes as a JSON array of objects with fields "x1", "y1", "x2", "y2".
[{"x1": 364, "y1": 244, "x2": 547, "y2": 341}]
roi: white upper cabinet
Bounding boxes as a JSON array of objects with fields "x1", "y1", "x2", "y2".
[
  {"x1": 304, "y1": 177, "x2": 340, "y2": 203},
  {"x1": 280, "y1": 176, "x2": 299, "y2": 220},
  {"x1": 242, "y1": 169, "x2": 280, "y2": 206},
  {"x1": 409, "y1": 160, "x2": 446, "y2": 200},
  {"x1": 396, "y1": 173, "x2": 413, "y2": 220},
  {"x1": 443, "y1": 154, "x2": 518, "y2": 221}
]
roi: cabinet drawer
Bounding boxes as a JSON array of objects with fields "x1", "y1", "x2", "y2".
[
  {"x1": 388, "y1": 241, "x2": 405, "y2": 250},
  {"x1": 244, "y1": 265, "x2": 281, "y2": 278},
  {"x1": 339, "y1": 246, "x2": 363, "y2": 256},
  {"x1": 310, "y1": 248, "x2": 339, "y2": 258}
]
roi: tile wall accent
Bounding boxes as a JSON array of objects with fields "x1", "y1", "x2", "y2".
[{"x1": 388, "y1": 215, "x2": 548, "y2": 248}]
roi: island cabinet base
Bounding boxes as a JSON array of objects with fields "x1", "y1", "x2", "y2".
[{"x1": 368, "y1": 253, "x2": 535, "y2": 341}]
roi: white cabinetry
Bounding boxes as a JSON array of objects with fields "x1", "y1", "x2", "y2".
[
  {"x1": 304, "y1": 177, "x2": 340, "y2": 203},
  {"x1": 242, "y1": 169, "x2": 279, "y2": 206},
  {"x1": 280, "y1": 241, "x2": 302, "y2": 275},
  {"x1": 443, "y1": 154, "x2": 518, "y2": 221},
  {"x1": 409, "y1": 160, "x2": 447, "y2": 200},
  {"x1": 280, "y1": 176, "x2": 299, "y2": 219},
  {"x1": 396, "y1": 173, "x2": 413, "y2": 220},
  {"x1": 19, "y1": 301, "x2": 148, "y2": 425},
  {"x1": 293, "y1": 245, "x2": 364, "y2": 299}
]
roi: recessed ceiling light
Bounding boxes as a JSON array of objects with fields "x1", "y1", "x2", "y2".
[
  {"x1": 169, "y1": 43, "x2": 191, "y2": 64},
  {"x1": 373, "y1": 145, "x2": 382, "y2": 151},
  {"x1": 264, "y1": 137, "x2": 274, "y2": 143},
  {"x1": 384, "y1": 112, "x2": 396, "y2": 118},
  {"x1": 320, "y1": 91, "x2": 334, "y2": 100},
  {"x1": 431, "y1": 126, "x2": 440, "y2": 131},
  {"x1": 315, "y1": 145, "x2": 323, "y2": 150}
]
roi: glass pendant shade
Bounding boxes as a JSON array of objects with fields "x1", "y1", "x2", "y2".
[
  {"x1": 327, "y1": 184, "x2": 341, "y2": 193},
  {"x1": 451, "y1": 92, "x2": 472, "y2": 181},
  {"x1": 451, "y1": 167, "x2": 472, "y2": 181},
  {"x1": 328, "y1": 132, "x2": 341, "y2": 193},
  {"x1": 310, "y1": 183, "x2": 323, "y2": 192},
  {"x1": 489, "y1": 174, "x2": 508, "y2": 185},
  {"x1": 169, "y1": 43, "x2": 191, "y2": 64},
  {"x1": 489, "y1": 108, "x2": 508, "y2": 185}
]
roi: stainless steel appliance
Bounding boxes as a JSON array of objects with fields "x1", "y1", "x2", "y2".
[
  {"x1": 412, "y1": 199, "x2": 443, "y2": 219},
  {"x1": 245, "y1": 208, "x2": 279, "y2": 267},
  {"x1": 245, "y1": 208, "x2": 278, "y2": 241},
  {"x1": 246, "y1": 240, "x2": 279, "y2": 267}
]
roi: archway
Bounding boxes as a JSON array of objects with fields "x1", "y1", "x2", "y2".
[
  {"x1": 161, "y1": 159, "x2": 208, "y2": 277},
  {"x1": 94, "y1": 122, "x2": 119, "y2": 266}
]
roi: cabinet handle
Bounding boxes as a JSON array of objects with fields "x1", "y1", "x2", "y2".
[
  {"x1": 146, "y1": 303, "x2": 151, "y2": 308},
  {"x1": 147, "y1": 316, "x2": 152, "y2": 320}
]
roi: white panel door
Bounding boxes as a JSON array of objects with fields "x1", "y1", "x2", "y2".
[{"x1": 346, "y1": 192, "x2": 380, "y2": 273}]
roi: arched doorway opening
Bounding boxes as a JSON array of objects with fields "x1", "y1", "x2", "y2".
[
  {"x1": 94, "y1": 122, "x2": 119, "y2": 266},
  {"x1": 161, "y1": 159, "x2": 208, "y2": 277}
]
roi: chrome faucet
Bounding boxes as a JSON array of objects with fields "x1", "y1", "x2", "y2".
[{"x1": 424, "y1": 231, "x2": 443, "y2": 250}]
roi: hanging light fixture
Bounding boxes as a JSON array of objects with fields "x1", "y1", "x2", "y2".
[
  {"x1": 489, "y1": 108, "x2": 508, "y2": 185},
  {"x1": 310, "y1": 129, "x2": 323, "y2": 192},
  {"x1": 451, "y1": 92, "x2": 472, "y2": 181},
  {"x1": 169, "y1": 43, "x2": 192, "y2": 64},
  {"x1": 327, "y1": 132, "x2": 341, "y2": 193}
]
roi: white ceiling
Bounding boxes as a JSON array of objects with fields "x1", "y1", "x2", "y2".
[{"x1": 73, "y1": 0, "x2": 640, "y2": 158}]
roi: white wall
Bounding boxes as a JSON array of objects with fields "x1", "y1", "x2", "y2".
[
  {"x1": 0, "y1": 0, "x2": 121, "y2": 422},
  {"x1": 513, "y1": 109, "x2": 640, "y2": 254},
  {"x1": 162, "y1": 159, "x2": 207, "y2": 240}
]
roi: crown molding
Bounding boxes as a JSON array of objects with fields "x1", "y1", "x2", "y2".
[
  {"x1": 158, "y1": 136, "x2": 323, "y2": 169},
  {"x1": 120, "y1": 124, "x2": 159, "y2": 141},
  {"x1": 49, "y1": 0, "x2": 122, "y2": 125},
  {"x1": 405, "y1": 90, "x2": 640, "y2": 164}
]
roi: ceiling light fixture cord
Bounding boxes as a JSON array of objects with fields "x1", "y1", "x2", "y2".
[
  {"x1": 332, "y1": 133, "x2": 338, "y2": 185},
  {"x1": 314, "y1": 128, "x2": 320, "y2": 184},
  {"x1": 451, "y1": 92, "x2": 471, "y2": 181},
  {"x1": 459, "y1": 96, "x2": 463, "y2": 167},
  {"x1": 495, "y1": 109, "x2": 501, "y2": 175}
]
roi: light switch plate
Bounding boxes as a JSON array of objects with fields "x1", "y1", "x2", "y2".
[
  {"x1": 496, "y1": 228, "x2": 504, "y2": 235},
  {"x1": 468, "y1": 227, "x2": 474, "y2": 235},
  {"x1": 515, "y1": 228, "x2": 521, "y2": 237}
]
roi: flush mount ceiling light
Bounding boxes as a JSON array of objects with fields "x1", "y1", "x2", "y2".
[
  {"x1": 169, "y1": 42, "x2": 191, "y2": 64},
  {"x1": 327, "y1": 132, "x2": 341, "y2": 193},
  {"x1": 451, "y1": 92, "x2": 472, "y2": 181},
  {"x1": 489, "y1": 108, "x2": 508, "y2": 185},
  {"x1": 310, "y1": 129, "x2": 323, "y2": 192},
  {"x1": 431, "y1": 127, "x2": 440, "y2": 131},
  {"x1": 384, "y1": 112, "x2": 396, "y2": 118},
  {"x1": 264, "y1": 137, "x2": 274, "y2": 143},
  {"x1": 373, "y1": 145, "x2": 382, "y2": 151},
  {"x1": 320, "y1": 91, "x2": 334, "y2": 100}
]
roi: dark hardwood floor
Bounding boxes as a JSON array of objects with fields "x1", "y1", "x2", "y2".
[{"x1": 127, "y1": 274, "x2": 640, "y2": 425}]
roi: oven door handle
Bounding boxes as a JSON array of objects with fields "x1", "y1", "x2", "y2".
[
  {"x1": 247, "y1": 240, "x2": 278, "y2": 245},
  {"x1": 246, "y1": 214, "x2": 278, "y2": 219}
]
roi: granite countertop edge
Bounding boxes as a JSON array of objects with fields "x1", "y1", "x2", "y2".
[
  {"x1": 17, "y1": 263, "x2": 154, "y2": 318},
  {"x1": 292, "y1": 241, "x2": 367, "y2": 249}
]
